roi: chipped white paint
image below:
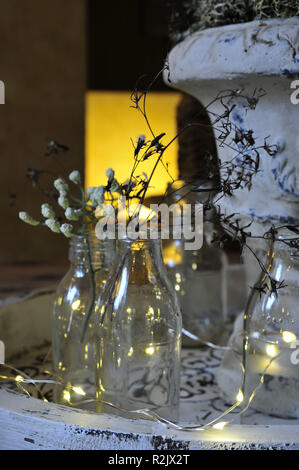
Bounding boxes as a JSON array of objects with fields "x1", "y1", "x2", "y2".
[
  {"x1": 2, "y1": 388, "x2": 299, "y2": 450},
  {"x1": 1, "y1": 290, "x2": 299, "y2": 449}
]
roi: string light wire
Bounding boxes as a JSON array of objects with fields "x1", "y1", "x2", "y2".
[{"x1": 0, "y1": 326, "x2": 281, "y2": 432}]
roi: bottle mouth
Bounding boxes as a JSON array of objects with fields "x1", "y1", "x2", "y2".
[
  {"x1": 70, "y1": 230, "x2": 113, "y2": 241},
  {"x1": 117, "y1": 235, "x2": 161, "y2": 245},
  {"x1": 69, "y1": 231, "x2": 115, "y2": 252}
]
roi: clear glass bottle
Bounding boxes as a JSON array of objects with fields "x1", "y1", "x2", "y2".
[
  {"x1": 95, "y1": 237, "x2": 182, "y2": 422},
  {"x1": 163, "y1": 180, "x2": 226, "y2": 347},
  {"x1": 218, "y1": 229, "x2": 299, "y2": 418},
  {"x1": 52, "y1": 233, "x2": 115, "y2": 407}
]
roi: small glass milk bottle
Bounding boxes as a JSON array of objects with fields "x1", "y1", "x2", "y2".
[
  {"x1": 218, "y1": 228, "x2": 299, "y2": 418},
  {"x1": 95, "y1": 237, "x2": 182, "y2": 422},
  {"x1": 163, "y1": 180, "x2": 226, "y2": 347},
  {"x1": 52, "y1": 233, "x2": 115, "y2": 407}
]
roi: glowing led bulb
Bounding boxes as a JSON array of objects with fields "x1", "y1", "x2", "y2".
[
  {"x1": 72, "y1": 386, "x2": 86, "y2": 397},
  {"x1": 282, "y1": 331, "x2": 297, "y2": 343},
  {"x1": 128, "y1": 347, "x2": 134, "y2": 357},
  {"x1": 63, "y1": 390, "x2": 71, "y2": 402},
  {"x1": 266, "y1": 344, "x2": 278, "y2": 357},
  {"x1": 145, "y1": 346, "x2": 155, "y2": 356},
  {"x1": 15, "y1": 375, "x2": 24, "y2": 383},
  {"x1": 236, "y1": 390, "x2": 244, "y2": 403},
  {"x1": 212, "y1": 421, "x2": 228, "y2": 430},
  {"x1": 147, "y1": 306, "x2": 155, "y2": 319},
  {"x1": 72, "y1": 299, "x2": 81, "y2": 311}
]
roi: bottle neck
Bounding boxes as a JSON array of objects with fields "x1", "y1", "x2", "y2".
[
  {"x1": 248, "y1": 230, "x2": 299, "y2": 292},
  {"x1": 69, "y1": 234, "x2": 115, "y2": 270},
  {"x1": 118, "y1": 238, "x2": 164, "y2": 284}
]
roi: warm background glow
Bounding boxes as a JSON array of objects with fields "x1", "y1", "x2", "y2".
[{"x1": 85, "y1": 91, "x2": 181, "y2": 196}]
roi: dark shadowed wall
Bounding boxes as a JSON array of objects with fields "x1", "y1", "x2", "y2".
[{"x1": 0, "y1": 0, "x2": 86, "y2": 263}]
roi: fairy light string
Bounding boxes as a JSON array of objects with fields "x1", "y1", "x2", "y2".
[
  {"x1": 0, "y1": 238, "x2": 286, "y2": 432},
  {"x1": 0, "y1": 231, "x2": 284, "y2": 432},
  {"x1": 0, "y1": 321, "x2": 282, "y2": 433},
  {"x1": 9, "y1": 73, "x2": 295, "y2": 433}
]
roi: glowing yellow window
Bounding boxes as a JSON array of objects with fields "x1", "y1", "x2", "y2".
[{"x1": 85, "y1": 91, "x2": 181, "y2": 196}]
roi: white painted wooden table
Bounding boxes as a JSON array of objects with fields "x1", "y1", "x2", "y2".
[{"x1": 1, "y1": 290, "x2": 299, "y2": 450}]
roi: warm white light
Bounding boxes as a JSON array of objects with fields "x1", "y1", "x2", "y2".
[
  {"x1": 72, "y1": 299, "x2": 81, "y2": 311},
  {"x1": 236, "y1": 390, "x2": 244, "y2": 403},
  {"x1": 63, "y1": 390, "x2": 71, "y2": 402},
  {"x1": 266, "y1": 344, "x2": 278, "y2": 357},
  {"x1": 145, "y1": 346, "x2": 155, "y2": 356},
  {"x1": 117, "y1": 203, "x2": 157, "y2": 225},
  {"x1": 282, "y1": 331, "x2": 297, "y2": 344},
  {"x1": 212, "y1": 421, "x2": 228, "y2": 430},
  {"x1": 128, "y1": 347, "x2": 134, "y2": 357},
  {"x1": 72, "y1": 386, "x2": 86, "y2": 397},
  {"x1": 15, "y1": 375, "x2": 24, "y2": 383}
]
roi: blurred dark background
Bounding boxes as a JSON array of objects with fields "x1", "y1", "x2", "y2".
[
  {"x1": 0, "y1": 0, "x2": 171, "y2": 267},
  {"x1": 88, "y1": 0, "x2": 171, "y2": 91},
  {"x1": 0, "y1": 1, "x2": 242, "y2": 303}
]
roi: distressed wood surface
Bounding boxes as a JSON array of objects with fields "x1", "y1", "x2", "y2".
[
  {"x1": 2, "y1": 388, "x2": 299, "y2": 450},
  {"x1": 1, "y1": 290, "x2": 299, "y2": 450}
]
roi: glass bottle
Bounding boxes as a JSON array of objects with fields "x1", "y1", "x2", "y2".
[
  {"x1": 95, "y1": 237, "x2": 182, "y2": 422},
  {"x1": 162, "y1": 180, "x2": 226, "y2": 347},
  {"x1": 218, "y1": 229, "x2": 299, "y2": 418},
  {"x1": 52, "y1": 233, "x2": 115, "y2": 407}
]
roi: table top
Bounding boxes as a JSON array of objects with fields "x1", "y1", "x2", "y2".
[{"x1": 4, "y1": 342, "x2": 299, "y2": 429}]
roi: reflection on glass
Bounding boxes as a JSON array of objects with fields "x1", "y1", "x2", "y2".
[
  {"x1": 218, "y1": 229, "x2": 299, "y2": 418},
  {"x1": 162, "y1": 180, "x2": 226, "y2": 347},
  {"x1": 52, "y1": 233, "x2": 115, "y2": 408},
  {"x1": 95, "y1": 237, "x2": 182, "y2": 422}
]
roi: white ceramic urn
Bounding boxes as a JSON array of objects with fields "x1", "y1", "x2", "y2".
[
  {"x1": 166, "y1": 17, "x2": 299, "y2": 418},
  {"x1": 166, "y1": 17, "x2": 299, "y2": 232}
]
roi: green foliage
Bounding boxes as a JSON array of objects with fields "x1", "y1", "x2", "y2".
[
  {"x1": 198, "y1": 0, "x2": 255, "y2": 30},
  {"x1": 254, "y1": 0, "x2": 299, "y2": 19},
  {"x1": 167, "y1": 0, "x2": 299, "y2": 39}
]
